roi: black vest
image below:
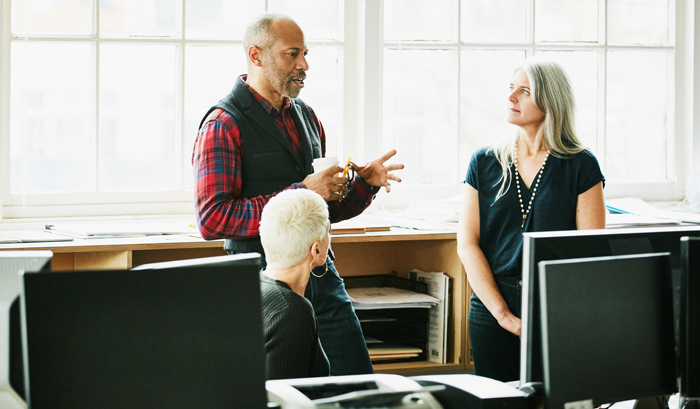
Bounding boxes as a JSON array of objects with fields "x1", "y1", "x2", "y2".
[{"x1": 198, "y1": 76, "x2": 323, "y2": 254}]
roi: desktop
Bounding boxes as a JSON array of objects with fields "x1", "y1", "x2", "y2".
[
  {"x1": 0, "y1": 250, "x2": 52, "y2": 409},
  {"x1": 21, "y1": 254, "x2": 266, "y2": 409},
  {"x1": 521, "y1": 225, "x2": 700, "y2": 385},
  {"x1": 538, "y1": 253, "x2": 677, "y2": 409},
  {"x1": 680, "y1": 237, "x2": 700, "y2": 408}
]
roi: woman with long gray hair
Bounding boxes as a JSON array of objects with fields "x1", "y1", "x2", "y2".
[{"x1": 457, "y1": 58, "x2": 606, "y2": 381}]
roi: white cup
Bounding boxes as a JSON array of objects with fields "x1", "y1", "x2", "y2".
[{"x1": 312, "y1": 157, "x2": 340, "y2": 174}]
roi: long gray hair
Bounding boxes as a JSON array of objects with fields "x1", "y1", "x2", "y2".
[{"x1": 489, "y1": 58, "x2": 587, "y2": 201}]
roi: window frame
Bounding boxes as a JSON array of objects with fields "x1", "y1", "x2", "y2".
[
  {"x1": 0, "y1": 0, "x2": 698, "y2": 220},
  {"x1": 0, "y1": 0, "x2": 347, "y2": 219},
  {"x1": 361, "y1": 0, "x2": 694, "y2": 210}
]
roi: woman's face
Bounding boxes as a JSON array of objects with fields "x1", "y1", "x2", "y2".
[{"x1": 506, "y1": 69, "x2": 545, "y2": 131}]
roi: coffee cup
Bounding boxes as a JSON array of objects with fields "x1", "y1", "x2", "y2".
[{"x1": 312, "y1": 157, "x2": 340, "y2": 174}]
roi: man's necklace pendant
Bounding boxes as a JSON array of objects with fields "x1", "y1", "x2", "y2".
[{"x1": 521, "y1": 214, "x2": 527, "y2": 228}]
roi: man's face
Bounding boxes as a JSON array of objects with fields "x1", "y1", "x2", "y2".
[{"x1": 261, "y1": 20, "x2": 309, "y2": 99}]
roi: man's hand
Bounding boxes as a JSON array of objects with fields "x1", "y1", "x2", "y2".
[
  {"x1": 301, "y1": 165, "x2": 349, "y2": 201},
  {"x1": 352, "y1": 150, "x2": 404, "y2": 191}
]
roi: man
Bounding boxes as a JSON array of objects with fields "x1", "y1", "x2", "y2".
[{"x1": 192, "y1": 13, "x2": 403, "y2": 376}]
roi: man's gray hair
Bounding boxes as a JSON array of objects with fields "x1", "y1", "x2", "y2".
[
  {"x1": 260, "y1": 189, "x2": 329, "y2": 269},
  {"x1": 243, "y1": 12, "x2": 293, "y2": 53}
]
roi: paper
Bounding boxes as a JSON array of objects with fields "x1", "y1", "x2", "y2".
[
  {"x1": 0, "y1": 230, "x2": 74, "y2": 243},
  {"x1": 347, "y1": 286, "x2": 439, "y2": 310},
  {"x1": 606, "y1": 197, "x2": 700, "y2": 225},
  {"x1": 409, "y1": 269, "x2": 450, "y2": 364},
  {"x1": 45, "y1": 221, "x2": 199, "y2": 239}
]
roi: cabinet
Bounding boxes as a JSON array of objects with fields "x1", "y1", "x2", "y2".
[{"x1": 0, "y1": 228, "x2": 472, "y2": 374}]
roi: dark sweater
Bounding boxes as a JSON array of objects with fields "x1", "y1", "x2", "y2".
[{"x1": 260, "y1": 272, "x2": 330, "y2": 380}]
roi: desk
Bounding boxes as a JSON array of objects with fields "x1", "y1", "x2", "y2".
[{"x1": 0, "y1": 228, "x2": 472, "y2": 374}]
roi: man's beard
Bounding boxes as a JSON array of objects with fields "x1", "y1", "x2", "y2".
[{"x1": 263, "y1": 55, "x2": 304, "y2": 99}]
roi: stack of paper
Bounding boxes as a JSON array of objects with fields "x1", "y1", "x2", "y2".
[
  {"x1": 45, "y1": 221, "x2": 199, "y2": 239},
  {"x1": 0, "y1": 230, "x2": 74, "y2": 244},
  {"x1": 346, "y1": 287, "x2": 439, "y2": 310},
  {"x1": 367, "y1": 345, "x2": 423, "y2": 362},
  {"x1": 409, "y1": 269, "x2": 451, "y2": 364}
]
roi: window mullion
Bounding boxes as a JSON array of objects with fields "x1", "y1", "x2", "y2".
[
  {"x1": 178, "y1": 0, "x2": 186, "y2": 191},
  {"x1": 94, "y1": 0, "x2": 100, "y2": 193},
  {"x1": 597, "y1": 0, "x2": 607, "y2": 171},
  {"x1": 452, "y1": 0, "x2": 460, "y2": 183}
]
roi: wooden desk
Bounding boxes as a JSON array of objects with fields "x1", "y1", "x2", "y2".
[{"x1": 0, "y1": 228, "x2": 472, "y2": 374}]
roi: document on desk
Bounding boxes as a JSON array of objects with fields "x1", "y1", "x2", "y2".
[
  {"x1": 606, "y1": 197, "x2": 700, "y2": 225},
  {"x1": 347, "y1": 287, "x2": 439, "y2": 310},
  {"x1": 45, "y1": 221, "x2": 199, "y2": 239},
  {"x1": 0, "y1": 230, "x2": 74, "y2": 243},
  {"x1": 409, "y1": 269, "x2": 450, "y2": 364}
]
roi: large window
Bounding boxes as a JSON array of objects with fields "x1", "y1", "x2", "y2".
[
  {"x1": 0, "y1": 0, "x2": 694, "y2": 219},
  {"x1": 2, "y1": 0, "x2": 342, "y2": 218},
  {"x1": 381, "y1": 0, "x2": 676, "y2": 191}
]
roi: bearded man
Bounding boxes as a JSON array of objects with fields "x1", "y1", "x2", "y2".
[{"x1": 192, "y1": 13, "x2": 403, "y2": 376}]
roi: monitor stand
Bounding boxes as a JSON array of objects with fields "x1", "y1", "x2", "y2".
[{"x1": 680, "y1": 398, "x2": 700, "y2": 409}]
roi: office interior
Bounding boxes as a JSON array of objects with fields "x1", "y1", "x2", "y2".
[{"x1": 1, "y1": 0, "x2": 700, "y2": 408}]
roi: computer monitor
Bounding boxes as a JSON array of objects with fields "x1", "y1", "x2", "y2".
[
  {"x1": 21, "y1": 254, "x2": 266, "y2": 409},
  {"x1": 521, "y1": 225, "x2": 700, "y2": 385},
  {"x1": 0, "y1": 250, "x2": 52, "y2": 409},
  {"x1": 680, "y1": 237, "x2": 700, "y2": 403},
  {"x1": 131, "y1": 252, "x2": 261, "y2": 271},
  {"x1": 539, "y1": 253, "x2": 677, "y2": 409}
]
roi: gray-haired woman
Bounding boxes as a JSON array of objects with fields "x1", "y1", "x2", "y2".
[{"x1": 457, "y1": 58, "x2": 606, "y2": 381}]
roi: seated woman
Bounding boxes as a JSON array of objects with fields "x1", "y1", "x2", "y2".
[{"x1": 258, "y1": 189, "x2": 331, "y2": 380}]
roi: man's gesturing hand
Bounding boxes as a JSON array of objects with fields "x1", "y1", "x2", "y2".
[{"x1": 352, "y1": 150, "x2": 404, "y2": 191}]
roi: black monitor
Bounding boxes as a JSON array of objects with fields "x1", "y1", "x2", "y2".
[
  {"x1": 680, "y1": 237, "x2": 700, "y2": 404},
  {"x1": 131, "y1": 252, "x2": 261, "y2": 271},
  {"x1": 521, "y1": 225, "x2": 700, "y2": 385},
  {"x1": 20, "y1": 254, "x2": 266, "y2": 409},
  {"x1": 538, "y1": 253, "x2": 677, "y2": 409},
  {"x1": 0, "y1": 250, "x2": 52, "y2": 408}
]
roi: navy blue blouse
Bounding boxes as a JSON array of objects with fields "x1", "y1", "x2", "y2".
[{"x1": 465, "y1": 147, "x2": 604, "y2": 279}]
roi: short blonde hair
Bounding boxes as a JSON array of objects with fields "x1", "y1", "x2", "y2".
[{"x1": 260, "y1": 189, "x2": 329, "y2": 268}]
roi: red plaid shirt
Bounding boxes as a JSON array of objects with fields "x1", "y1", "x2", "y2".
[{"x1": 192, "y1": 76, "x2": 378, "y2": 240}]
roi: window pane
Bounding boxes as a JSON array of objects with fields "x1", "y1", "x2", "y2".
[
  {"x1": 299, "y1": 46, "x2": 340, "y2": 158},
  {"x1": 268, "y1": 0, "x2": 339, "y2": 40},
  {"x1": 461, "y1": 0, "x2": 527, "y2": 44},
  {"x1": 100, "y1": 0, "x2": 178, "y2": 38},
  {"x1": 536, "y1": 51, "x2": 599, "y2": 153},
  {"x1": 384, "y1": 49, "x2": 452, "y2": 184},
  {"x1": 11, "y1": 0, "x2": 92, "y2": 35},
  {"x1": 606, "y1": 51, "x2": 668, "y2": 182},
  {"x1": 10, "y1": 42, "x2": 94, "y2": 193},
  {"x1": 460, "y1": 50, "x2": 526, "y2": 180},
  {"x1": 607, "y1": 0, "x2": 669, "y2": 45},
  {"x1": 185, "y1": 0, "x2": 260, "y2": 39},
  {"x1": 385, "y1": 0, "x2": 452, "y2": 42},
  {"x1": 184, "y1": 45, "x2": 246, "y2": 189},
  {"x1": 535, "y1": 0, "x2": 598, "y2": 43},
  {"x1": 100, "y1": 44, "x2": 177, "y2": 192}
]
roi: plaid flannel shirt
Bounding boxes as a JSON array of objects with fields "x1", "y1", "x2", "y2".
[{"x1": 192, "y1": 77, "x2": 378, "y2": 240}]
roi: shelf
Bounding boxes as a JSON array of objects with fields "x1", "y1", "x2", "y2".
[{"x1": 373, "y1": 360, "x2": 464, "y2": 375}]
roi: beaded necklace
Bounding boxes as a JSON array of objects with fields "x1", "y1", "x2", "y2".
[{"x1": 513, "y1": 141, "x2": 551, "y2": 228}]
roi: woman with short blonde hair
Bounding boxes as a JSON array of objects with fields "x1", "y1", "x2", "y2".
[{"x1": 259, "y1": 189, "x2": 331, "y2": 380}]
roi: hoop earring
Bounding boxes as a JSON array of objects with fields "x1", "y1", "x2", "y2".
[{"x1": 310, "y1": 262, "x2": 328, "y2": 278}]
